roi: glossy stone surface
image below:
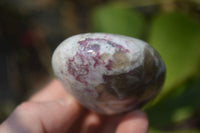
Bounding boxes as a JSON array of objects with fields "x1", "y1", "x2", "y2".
[{"x1": 52, "y1": 33, "x2": 165, "y2": 114}]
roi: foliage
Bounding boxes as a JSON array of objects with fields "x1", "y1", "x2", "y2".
[
  {"x1": 92, "y1": 4, "x2": 145, "y2": 38},
  {"x1": 92, "y1": 2, "x2": 200, "y2": 131},
  {"x1": 149, "y1": 12, "x2": 200, "y2": 101}
]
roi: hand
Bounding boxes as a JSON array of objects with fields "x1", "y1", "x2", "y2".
[{"x1": 0, "y1": 79, "x2": 148, "y2": 133}]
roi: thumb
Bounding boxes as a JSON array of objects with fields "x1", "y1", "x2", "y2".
[
  {"x1": 0, "y1": 96, "x2": 81, "y2": 133},
  {"x1": 35, "y1": 96, "x2": 81, "y2": 133}
]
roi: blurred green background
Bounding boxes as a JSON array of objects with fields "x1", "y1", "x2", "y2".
[{"x1": 0, "y1": 0, "x2": 200, "y2": 132}]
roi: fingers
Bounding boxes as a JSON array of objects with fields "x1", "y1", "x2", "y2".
[
  {"x1": 100, "y1": 114, "x2": 125, "y2": 133},
  {"x1": 0, "y1": 79, "x2": 82, "y2": 133},
  {"x1": 0, "y1": 79, "x2": 149, "y2": 133},
  {"x1": 29, "y1": 79, "x2": 83, "y2": 132},
  {"x1": 35, "y1": 96, "x2": 82, "y2": 133},
  {"x1": 0, "y1": 102, "x2": 44, "y2": 133},
  {"x1": 68, "y1": 111, "x2": 124, "y2": 133},
  {"x1": 68, "y1": 110, "x2": 149, "y2": 133},
  {"x1": 29, "y1": 79, "x2": 83, "y2": 133},
  {"x1": 116, "y1": 110, "x2": 149, "y2": 133},
  {"x1": 0, "y1": 96, "x2": 82, "y2": 133},
  {"x1": 68, "y1": 110, "x2": 103, "y2": 133},
  {"x1": 30, "y1": 79, "x2": 68, "y2": 102},
  {"x1": 29, "y1": 79, "x2": 149, "y2": 133},
  {"x1": 79, "y1": 112, "x2": 103, "y2": 133}
]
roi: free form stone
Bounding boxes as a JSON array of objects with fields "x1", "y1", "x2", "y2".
[{"x1": 52, "y1": 33, "x2": 166, "y2": 114}]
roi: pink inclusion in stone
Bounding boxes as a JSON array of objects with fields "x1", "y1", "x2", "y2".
[
  {"x1": 67, "y1": 57, "x2": 89, "y2": 85},
  {"x1": 67, "y1": 38, "x2": 129, "y2": 85},
  {"x1": 93, "y1": 52, "x2": 101, "y2": 68},
  {"x1": 105, "y1": 59, "x2": 112, "y2": 71}
]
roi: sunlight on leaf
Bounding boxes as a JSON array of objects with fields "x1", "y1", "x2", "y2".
[
  {"x1": 172, "y1": 107, "x2": 192, "y2": 123},
  {"x1": 148, "y1": 12, "x2": 200, "y2": 101}
]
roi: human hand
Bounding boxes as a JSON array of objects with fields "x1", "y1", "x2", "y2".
[{"x1": 0, "y1": 79, "x2": 148, "y2": 133}]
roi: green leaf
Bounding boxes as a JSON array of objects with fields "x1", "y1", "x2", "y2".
[
  {"x1": 148, "y1": 12, "x2": 200, "y2": 101},
  {"x1": 149, "y1": 128, "x2": 200, "y2": 133},
  {"x1": 146, "y1": 78, "x2": 200, "y2": 127},
  {"x1": 172, "y1": 106, "x2": 192, "y2": 123},
  {"x1": 92, "y1": 4, "x2": 145, "y2": 38}
]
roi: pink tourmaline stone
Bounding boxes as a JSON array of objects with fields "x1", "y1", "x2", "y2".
[{"x1": 52, "y1": 33, "x2": 165, "y2": 114}]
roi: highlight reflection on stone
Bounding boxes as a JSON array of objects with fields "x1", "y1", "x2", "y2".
[{"x1": 52, "y1": 33, "x2": 166, "y2": 114}]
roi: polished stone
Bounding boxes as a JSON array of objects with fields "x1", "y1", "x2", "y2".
[{"x1": 52, "y1": 33, "x2": 166, "y2": 114}]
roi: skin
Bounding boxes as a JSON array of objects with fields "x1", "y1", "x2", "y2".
[{"x1": 0, "y1": 79, "x2": 149, "y2": 133}]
